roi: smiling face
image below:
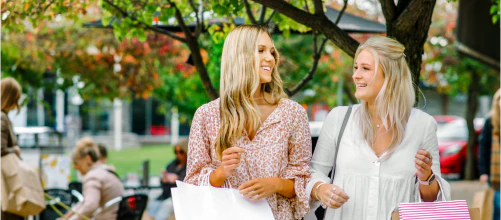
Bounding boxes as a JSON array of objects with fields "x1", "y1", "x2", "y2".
[
  {"x1": 257, "y1": 33, "x2": 276, "y2": 84},
  {"x1": 352, "y1": 49, "x2": 385, "y2": 103}
]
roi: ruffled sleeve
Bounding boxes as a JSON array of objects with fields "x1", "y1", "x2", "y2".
[
  {"x1": 279, "y1": 103, "x2": 312, "y2": 219},
  {"x1": 184, "y1": 104, "x2": 217, "y2": 186}
]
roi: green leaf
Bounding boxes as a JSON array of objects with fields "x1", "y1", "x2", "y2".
[
  {"x1": 493, "y1": 15, "x2": 499, "y2": 24},
  {"x1": 138, "y1": 31, "x2": 147, "y2": 42},
  {"x1": 491, "y1": 5, "x2": 498, "y2": 15},
  {"x1": 213, "y1": 4, "x2": 228, "y2": 15}
]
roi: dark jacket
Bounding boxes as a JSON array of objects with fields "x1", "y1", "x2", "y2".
[
  {"x1": 1, "y1": 111, "x2": 18, "y2": 156},
  {"x1": 157, "y1": 160, "x2": 186, "y2": 200},
  {"x1": 479, "y1": 117, "x2": 493, "y2": 176}
]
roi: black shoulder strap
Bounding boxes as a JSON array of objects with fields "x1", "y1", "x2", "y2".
[
  {"x1": 329, "y1": 106, "x2": 352, "y2": 184},
  {"x1": 105, "y1": 168, "x2": 120, "y2": 179}
]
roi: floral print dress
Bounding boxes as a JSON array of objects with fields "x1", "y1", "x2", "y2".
[{"x1": 184, "y1": 98, "x2": 312, "y2": 220}]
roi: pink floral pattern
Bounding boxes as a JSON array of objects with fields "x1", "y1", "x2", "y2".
[{"x1": 184, "y1": 98, "x2": 312, "y2": 220}]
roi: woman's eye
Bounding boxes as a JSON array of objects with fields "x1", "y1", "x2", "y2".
[
  {"x1": 354, "y1": 66, "x2": 358, "y2": 70},
  {"x1": 258, "y1": 50, "x2": 264, "y2": 53},
  {"x1": 364, "y1": 67, "x2": 369, "y2": 70}
]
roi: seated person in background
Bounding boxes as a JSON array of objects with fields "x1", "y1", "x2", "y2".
[
  {"x1": 146, "y1": 138, "x2": 188, "y2": 220},
  {"x1": 97, "y1": 143, "x2": 116, "y2": 171},
  {"x1": 60, "y1": 137, "x2": 124, "y2": 220}
]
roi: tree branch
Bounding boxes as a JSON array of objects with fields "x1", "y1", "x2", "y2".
[
  {"x1": 334, "y1": 0, "x2": 348, "y2": 25},
  {"x1": 253, "y1": 0, "x2": 358, "y2": 57},
  {"x1": 102, "y1": 0, "x2": 187, "y2": 42},
  {"x1": 167, "y1": 0, "x2": 194, "y2": 40},
  {"x1": 378, "y1": 0, "x2": 396, "y2": 23},
  {"x1": 343, "y1": 83, "x2": 357, "y2": 104},
  {"x1": 395, "y1": 0, "x2": 434, "y2": 32},
  {"x1": 258, "y1": 6, "x2": 267, "y2": 24},
  {"x1": 287, "y1": 36, "x2": 328, "y2": 96},
  {"x1": 264, "y1": 11, "x2": 275, "y2": 25},
  {"x1": 243, "y1": 0, "x2": 258, "y2": 24},
  {"x1": 188, "y1": 0, "x2": 203, "y2": 37},
  {"x1": 42, "y1": 0, "x2": 56, "y2": 12},
  {"x1": 314, "y1": 0, "x2": 324, "y2": 15}
]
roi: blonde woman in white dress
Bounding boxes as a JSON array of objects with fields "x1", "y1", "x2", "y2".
[{"x1": 306, "y1": 36, "x2": 451, "y2": 220}]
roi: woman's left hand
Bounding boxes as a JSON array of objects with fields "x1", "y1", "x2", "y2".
[
  {"x1": 238, "y1": 178, "x2": 279, "y2": 202},
  {"x1": 415, "y1": 149, "x2": 433, "y2": 181}
]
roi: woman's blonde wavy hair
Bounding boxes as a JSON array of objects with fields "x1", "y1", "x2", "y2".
[
  {"x1": 490, "y1": 89, "x2": 500, "y2": 136},
  {"x1": 354, "y1": 36, "x2": 416, "y2": 159},
  {"x1": 215, "y1": 25, "x2": 286, "y2": 159}
]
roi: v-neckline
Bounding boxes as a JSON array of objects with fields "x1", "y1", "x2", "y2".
[{"x1": 246, "y1": 99, "x2": 284, "y2": 142}]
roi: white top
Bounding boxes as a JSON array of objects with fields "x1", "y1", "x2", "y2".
[{"x1": 305, "y1": 105, "x2": 451, "y2": 220}]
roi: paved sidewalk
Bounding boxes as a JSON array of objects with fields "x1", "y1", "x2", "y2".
[{"x1": 450, "y1": 179, "x2": 489, "y2": 206}]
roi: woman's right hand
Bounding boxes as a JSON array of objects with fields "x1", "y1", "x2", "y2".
[
  {"x1": 317, "y1": 183, "x2": 349, "y2": 209},
  {"x1": 480, "y1": 174, "x2": 489, "y2": 183},
  {"x1": 219, "y1": 147, "x2": 245, "y2": 178},
  {"x1": 13, "y1": 145, "x2": 21, "y2": 156}
]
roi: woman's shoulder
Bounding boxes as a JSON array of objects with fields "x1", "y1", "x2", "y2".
[
  {"x1": 408, "y1": 108, "x2": 437, "y2": 130},
  {"x1": 325, "y1": 104, "x2": 359, "y2": 120},
  {"x1": 280, "y1": 98, "x2": 304, "y2": 111},
  {"x1": 194, "y1": 98, "x2": 220, "y2": 117},
  {"x1": 1, "y1": 111, "x2": 8, "y2": 121}
]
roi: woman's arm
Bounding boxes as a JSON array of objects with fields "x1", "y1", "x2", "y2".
[
  {"x1": 184, "y1": 105, "x2": 229, "y2": 187},
  {"x1": 1, "y1": 114, "x2": 18, "y2": 156},
  {"x1": 418, "y1": 116, "x2": 451, "y2": 202},
  {"x1": 68, "y1": 177, "x2": 102, "y2": 220},
  {"x1": 306, "y1": 107, "x2": 345, "y2": 200}
]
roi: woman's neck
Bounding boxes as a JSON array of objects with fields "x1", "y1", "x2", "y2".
[{"x1": 367, "y1": 101, "x2": 378, "y2": 120}]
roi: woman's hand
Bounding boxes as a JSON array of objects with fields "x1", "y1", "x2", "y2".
[
  {"x1": 238, "y1": 178, "x2": 279, "y2": 201},
  {"x1": 415, "y1": 149, "x2": 433, "y2": 181},
  {"x1": 480, "y1": 174, "x2": 489, "y2": 183},
  {"x1": 211, "y1": 147, "x2": 245, "y2": 186},
  {"x1": 317, "y1": 184, "x2": 349, "y2": 209},
  {"x1": 219, "y1": 147, "x2": 245, "y2": 178},
  {"x1": 13, "y1": 145, "x2": 20, "y2": 156}
]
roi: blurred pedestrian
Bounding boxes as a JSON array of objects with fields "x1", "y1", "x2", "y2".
[
  {"x1": 97, "y1": 143, "x2": 116, "y2": 171},
  {"x1": 1, "y1": 77, "x2": 24, "y2": 220},
  {"x1": 184, "y1": 24, "x2": 312, "y2": 220},
  {"x1": 478, "y1": 89, "x2": 500, "y2": 219},
  {"x1": 306, "y1": 36, "x2": 451, "y2": 220},
  {"x1": 59, "y1": 137, "x2": 124, "y2": 220},
  {"x1": 146, "y1": 138, "x2": 188, "y2": 220}
]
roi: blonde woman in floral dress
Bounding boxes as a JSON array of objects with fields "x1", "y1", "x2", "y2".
[{"x1": 184, "y1": 25, "x2": 312, "y2": 220}]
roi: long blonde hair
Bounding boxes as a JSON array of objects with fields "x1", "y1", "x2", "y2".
[
  {"x1": 354, "y1": 36, "x2": 415, "y2": 158},
  {"x1": 215, "y1": 25, "x2": 286, "y2": 159},
  {"x1": 491, "y1": 89, "x2": 500, "y2": 136},
  {"x1": 1, "y1": 77, "x2": 22, "y2": 113}
]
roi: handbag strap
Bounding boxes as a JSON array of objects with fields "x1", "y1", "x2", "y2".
[{"x1": 329, "y1": 106, "x2": 352, "y2": 184}]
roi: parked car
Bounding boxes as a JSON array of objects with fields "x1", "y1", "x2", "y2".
[{"x1": 435, "y1": 116, "x2": 484, "y2": 179}]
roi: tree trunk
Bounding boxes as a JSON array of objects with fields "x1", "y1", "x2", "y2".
[
  {"x1": 253, "y1": 0, "x2": 438, "y2": 104},
  {"x1": 388, "y1": 0, "x2": 437, "y2": 105},
  {"x1": 441, "y1": 93, "x2": 449, "y2": 115},
  {"x1": 185, "y1": 38, "x2": 219, "y2": 100},
  {"x1": 465, "y1": 68, "x2": 480, "y2": 180}
]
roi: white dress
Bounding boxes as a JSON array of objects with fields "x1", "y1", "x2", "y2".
[{"x1": 305, "y1": 105, "x2": 451, "y2": 220}]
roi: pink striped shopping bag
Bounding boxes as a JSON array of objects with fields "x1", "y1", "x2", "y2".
[{"x1": 398, "y1": 200, "x2": 471, "y2": 220}]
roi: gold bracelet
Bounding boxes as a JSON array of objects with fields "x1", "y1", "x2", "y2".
[{"x1": 314, "y1": 182, "x2": 327, "y2": 200}]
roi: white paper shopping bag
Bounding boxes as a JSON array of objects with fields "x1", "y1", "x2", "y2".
[{"x1": 172, "y1": 180, "x2": 274, "y2": 220}]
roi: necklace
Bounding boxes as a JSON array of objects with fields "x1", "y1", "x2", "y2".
[{"x1": 262, "y1": 92, "x2": 274, "y2": 105}]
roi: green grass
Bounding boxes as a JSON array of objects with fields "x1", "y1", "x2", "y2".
[{"x1": 107, "y1": 144, "x2": 175, "y2": 178}]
